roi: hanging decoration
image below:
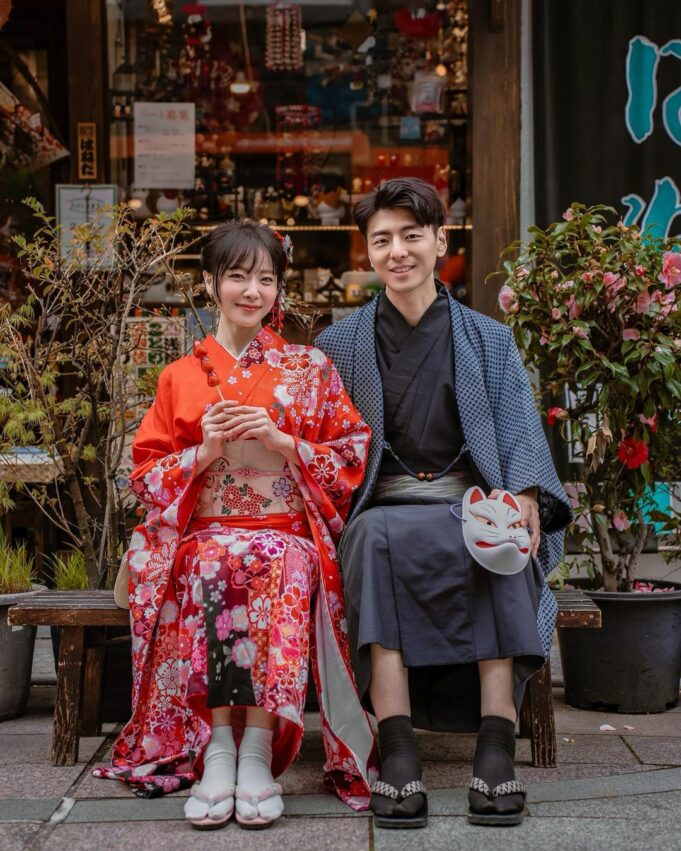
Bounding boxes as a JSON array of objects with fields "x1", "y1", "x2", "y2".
[
  {"x1": 395, "y1": 7, "x2": 441, "y2": 39},
  {"x1": 275, "y1": 104, "x2": 322, "y2": 196},
  {"x1": 181, "y1": 3, "x2": 212, "y2": 62},
  {"x1": 265, "y1": 4, "x2": 303, "y2": 72}
]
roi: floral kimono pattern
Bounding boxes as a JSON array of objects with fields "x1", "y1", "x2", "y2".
[{"x1": 93, "y1": 328, "x2": 378, "y2": 809}]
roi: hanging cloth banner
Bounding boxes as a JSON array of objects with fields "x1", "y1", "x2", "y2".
[{"x1": 533, "y1": 0, "x2": 681, "y2": 237}]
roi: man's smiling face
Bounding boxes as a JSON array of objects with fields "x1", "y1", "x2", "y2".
[{"x1": 366, "y1": 207, "x2": 447, "y2": 296}]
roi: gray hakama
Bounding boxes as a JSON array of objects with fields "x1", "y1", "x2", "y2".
[{"x1": 341, "y1": 289, "x2": 546, "y2": 731}]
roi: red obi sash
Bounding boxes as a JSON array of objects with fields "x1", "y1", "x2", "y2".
[{"x1": 187, "y1": 512, "x2": 312, "y2": 538}]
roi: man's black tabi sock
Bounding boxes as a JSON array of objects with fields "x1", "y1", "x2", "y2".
[
  {"x1": 470, "y1": 715, "x2": 524, "y2": 813},
  {"x1": 372, "y1": 715, "x2": 425, "y2": 818}
]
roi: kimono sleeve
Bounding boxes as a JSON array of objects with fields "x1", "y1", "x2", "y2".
[
  {"x1": 293, "y1": 357, "x2": 371, "y2": 540},
  {"x1": 495, "y1": 337, "x2": 572, "y2": 533},
  {"x1": 129, "y1": 367, "x2": 200, "y2": 514}
]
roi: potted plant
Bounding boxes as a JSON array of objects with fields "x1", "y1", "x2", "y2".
[
  {"x1": 499, "y1": 203, "x2": 681, "y2": 712},
  {"x1": 0, "y1": 535, "x2": 43, "y2": 720}
]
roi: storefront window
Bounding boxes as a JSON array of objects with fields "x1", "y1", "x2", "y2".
[{"x1": 107, "y1": 1, "x2": 470, "y2": 312}]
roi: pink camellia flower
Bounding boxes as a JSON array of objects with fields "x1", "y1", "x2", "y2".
[
  {"x1": 546, "y1": 406, "x2": 569, "y2": 426},
  {"x1": 659, "y1": 250, "x2": 681, "y2": 289},
  {"x1": 566, "y1": 294, "x2": 581, "y2": 320},
  {"x1": 539, "y1": 332, "x2": 550, "y2": 346},
  {"x1": 572, "y1": 325, "x2": 589, "y2": 338},
  {"x1": 612, "y1": 510, "x2": 631, "y2": 532},
  {"x1": 581, "y1": 271, "x2": 594, "y2": 283},
  {"x1": 638, "y1": 412, "x2": 658, "y2": 432},
  {"x1": 652, "y1": 290, "x2": 677, "y2": 318},
  {"x1": 634, "y1": 264, "x2": 645, "y2": 277},
  {"x1": 498, "y1": 285, "x2": 516, "y2": 314},
  {"x1": 634, "y1": 289, "x2": 651, "y2": 314},
  {"x1": 622, "y1": 328, "x2": 641, "y2": 341},
  {"x1": 551, "y1": 307, "x2": 561, "y2": 320},
  {"x1": 563, "y1": 208, "x2": 576, "y2": 221},
  {"x1": 603, "y1": 271, "x2": 627, "y2": 295}
]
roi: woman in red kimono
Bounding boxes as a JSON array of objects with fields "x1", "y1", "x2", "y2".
[{"x1": 94, "y1": 221, "x2": 377, "y2": 829}]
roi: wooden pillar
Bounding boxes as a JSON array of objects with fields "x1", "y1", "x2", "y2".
[
  {"x1": 66, "y1": 0, "x2": 108, "y2": 183},
  {"x1": 469, "y1": 0, "x2": 521, "y2": 317}
]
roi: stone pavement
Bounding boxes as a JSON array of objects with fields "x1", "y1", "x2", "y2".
[
  {"x1": 3, "y1": 549, "x2": 681, "y2": 851},
  {"x1": 1, "y1": 673, "x2": 680, "y2": 851}
]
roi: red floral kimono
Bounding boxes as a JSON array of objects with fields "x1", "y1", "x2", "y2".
[{"x1": 94, "y1": 328, "x2": 378, "y2": 809}]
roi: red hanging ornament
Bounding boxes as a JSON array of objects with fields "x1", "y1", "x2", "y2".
[{"x1": 266, "y1": 4, "x2": 303, "y2": 72}]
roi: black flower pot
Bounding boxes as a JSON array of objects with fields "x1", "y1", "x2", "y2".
[{"x1": 558, "y1": 581, "x2": 681, "y2": 713}]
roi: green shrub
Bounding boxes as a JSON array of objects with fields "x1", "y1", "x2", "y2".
[
  {"x1": 51, "y1": 550, "x2": 88, "y2": 591},
  {"x1": 0, "y1": 542, "x2": 34, "y2": 595}
]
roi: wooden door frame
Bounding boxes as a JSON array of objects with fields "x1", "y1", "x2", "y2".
[{"x1": 469, "y1": 0, "x2": 521, "y2": 317}]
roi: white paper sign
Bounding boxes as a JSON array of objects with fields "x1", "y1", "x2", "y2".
[
  {"x1": 134, "y1": 102, "x2": 195, "y2": 189},
  {"x1": 56, "y1": 183, "x2": 117, "y2": 266}
]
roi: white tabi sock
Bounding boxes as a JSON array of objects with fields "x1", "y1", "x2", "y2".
[
  {"x1": 184, "y1": 724, "x2": 237, "y2": 820},
  {"x1": 236, "y1": 726, "x2": 284, "y2": 822}
]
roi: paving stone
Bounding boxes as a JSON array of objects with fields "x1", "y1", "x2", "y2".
[
  {"x1": 516, "y1": 762, "x2": 660, "y2": 785},
  {"x1": 553, "y1": 693, "x2": 681, "y2": 737},
  {"x1": 623, "y1": 736, "x2": 681, "y2": 765},
  {"x1": 72, "y1": 771, "x2": 150, "y2": 800},
  {"x1": 528, "y1": 766, "x2": 681, "y2": 802},
  {"x1": 0, "y1": 765, "x2": 84, "y2": 799},
  {"x1": 552, "y1": 733, "x2": 636, "y2": 765},
  {"x1": 0, "y1": 735, "x2": 105, "y2": 766},
  {"x1": 0, "y1": 823, "x2": 42, "y2": 851},
  {"x1": 531, "y1": 789, "x2": 681, "y2": 819},
  {"x1": 0, "y1": 799, "x2": 60, "y2": 823},
  {"x1": 372, "y1": 815, "x2": 681, "y2": 851},
  {"x1": 24, "y1": 685, "x2": 56, "y2": 710},
  {"x1": 283, "y1": 794, "x2": 367, "y2": 817},
  {"x1": 66, "y1": 798, "x2": 185, "y2": 823},
  {"x1": 47, "y1": 816, "x2": 369, "y2": 850}
]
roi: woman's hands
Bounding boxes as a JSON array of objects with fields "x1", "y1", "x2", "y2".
[
  {"x1": 196, "y1": 401, "x2": 298, "y2": 475},
  {"x1": 223, "y1": 403, "x2": 299, "y2": 466}
]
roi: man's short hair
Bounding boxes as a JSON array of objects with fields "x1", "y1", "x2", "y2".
[{"x1": 353, "y1": 177, "x2": 445, "y2": 238}]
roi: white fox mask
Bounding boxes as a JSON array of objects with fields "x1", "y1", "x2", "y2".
[{"x1": 461, "y1": 487, "x2": 531, "y2": 575}]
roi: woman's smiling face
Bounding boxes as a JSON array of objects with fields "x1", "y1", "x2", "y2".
[{"x1": 205, "y1": 252, "x2": 278, "y2": 330}]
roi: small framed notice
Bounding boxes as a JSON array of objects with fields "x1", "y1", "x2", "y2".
[
  {"x1": 56, "y1": 183, "x2": 117, "y2": 265},
  {"x1": 134, "y1": 102, "x2": 195, "y2": 189},
  {"x1": 77, "y1": 122, "x2": 97, "y2": 180}
]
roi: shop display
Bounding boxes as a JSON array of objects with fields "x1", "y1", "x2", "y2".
[
  {"x1": 265, "y1": 4, "x2": 303, "y2": 71},
  {"x1": 106, "y1": 1, "x2": 470, "y2": 311}
]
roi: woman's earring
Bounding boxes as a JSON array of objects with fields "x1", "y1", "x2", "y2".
[{"x1": 270, "y1": 287, "x2": 286, "y2": 332}]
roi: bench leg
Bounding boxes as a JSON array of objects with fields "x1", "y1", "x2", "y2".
[
  {"x1": 80, "y1": 641, "x2": 105, "y2": 737},
  {"x1": 519, "y1": 681, "x2": 532, "y2": 738},
  {"x1": 526, "y1": 660, "x2": 557, "y2": 768},
  {"x1": 52, "y1": 626, "x2": 85, "y2": 766}
]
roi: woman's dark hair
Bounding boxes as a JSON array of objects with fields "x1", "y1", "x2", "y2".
[
  {"x1": 353, "y1": 177, "x2": 445, "y2": 238},
  {"x1": 200, "y1": 220, "x2": 287, "y2": 302}
]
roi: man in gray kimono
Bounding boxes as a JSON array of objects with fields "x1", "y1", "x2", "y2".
[{"x1": 315, "y1": 178, "x2": 571, "y2": 829}]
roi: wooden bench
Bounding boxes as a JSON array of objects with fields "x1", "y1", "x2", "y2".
[
  {"x1": 8, "y1": 590, "x2": 128, "y2": 765},
  {"x1": 8, "y1": 588, "x2": 601, "y2": 768},
  {"x1": 519, "y1": 589, "x2": 602, "y2": 767}
]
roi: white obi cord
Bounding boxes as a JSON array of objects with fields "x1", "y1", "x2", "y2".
[{"x1": 456, "y1": 486, "x2": 532, "y2": 576}]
